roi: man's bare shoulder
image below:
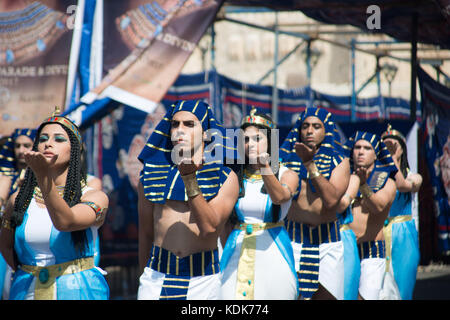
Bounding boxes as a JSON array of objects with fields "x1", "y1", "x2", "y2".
[{"x1": 218, "y1": 168, "x2": 238, "y2": 191}]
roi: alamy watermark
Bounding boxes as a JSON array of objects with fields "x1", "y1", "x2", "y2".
[
  {"x1": 171, "y1": 128, "x2": 281, "y2": 175},
  {"x1": 366, "y1": 5, "x2": 381, "y2": 30},
  {"x1": 66, "y1": 5, "x2": 77, "y2": 30}
]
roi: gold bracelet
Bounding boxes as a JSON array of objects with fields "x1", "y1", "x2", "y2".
[
  {"x1": 360, "y1": 183, "x2": 374, "y2": 199},
  {"x1": 181, "y1": 172, "x2": 202, "y2": 198},
  {"x1": 309, "y1": 170, "x2": 321, "y2": 179},
  {"x1": 1, "y1": 217, "x2": 13, "y2": 231},
  {"x1": 306, "y1": 161, "x2": 321, "y2": 180}
]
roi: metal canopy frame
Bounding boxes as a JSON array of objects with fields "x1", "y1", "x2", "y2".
[{"x1": 207, "y1": 6, "x2": 449, "y2": 123}]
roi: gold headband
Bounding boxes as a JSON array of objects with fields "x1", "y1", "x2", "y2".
[
  {"x1": 41, "y1": 106, "x2": 82, "y2": 144},
  {"x1": 241, "y1": 107, "x2": 275, "y2": 129},
  {"x1": 381, "y1": 123, "x2": 406, "y2": 144}
]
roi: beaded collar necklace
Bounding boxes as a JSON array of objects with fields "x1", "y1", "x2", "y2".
[
  {"x1": 33, "y1": 180, "x2": 87, "y2": 204},
  {"x1": 33, "y1": 185, "x2": 65, "y2": 204},
  {"x1": 244, "y1": 168, "x2": 262, "y2": 182}
]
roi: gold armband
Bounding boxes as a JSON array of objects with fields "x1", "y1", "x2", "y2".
[
  {"x1": 281, "y1": 183, "x2": 294, "y2": 198},
  {"x1": 81, "y1": 201, "x2": 107, "y2": 222},
  {"x1": 181, "y1": 172, "x2": 201, "y2": 198},
  {"x1": 360, "y1": 183, "x2": 374, "y2": 199}
]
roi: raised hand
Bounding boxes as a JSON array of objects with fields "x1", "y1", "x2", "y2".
[
  {"x1": 384, "y1": 139, "x2": 397, "y2": 156},
  {"x1": 256, "y1": 152, "x2": 270, "y2": 167},
  {"x1": 355, "y1": 166, "x2": 369, "y2": 185},
  {"x1": 294, "y1": 142, "x2": 316, "y2": 163},
  {"x1": 24, "y1": 150, "x2": 57, "y2": 176},
  {"x1": 176, "y1": 156, "x2": 204, "y2": 176}
]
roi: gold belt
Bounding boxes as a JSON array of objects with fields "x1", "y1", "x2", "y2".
[
  {"x1": 383, "y1": 215, "x2": 412, "y2": 272},
  {"x1": 20, "y1": 257, "x2": 94, "y2": 300},
  {"x1": 340, "y1": 224, "x2": 352, "y2": 232},
  {"x1": 234, "y1": 221, "x2": 284, "y2": 234},
  {"x1": 234, "y1": 221, "x2": 284, "y2": 300},
  {"x1": 387, "y1": 215, "x2": 412, "y2": 225}
]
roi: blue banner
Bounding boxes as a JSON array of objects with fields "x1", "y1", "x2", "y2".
[{"x1": 418, "y1": 67, "x2": 450, "y2": 255}]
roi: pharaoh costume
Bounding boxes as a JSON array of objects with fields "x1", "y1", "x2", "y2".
[
  {"x1": 381, "y1": 127, "x2": 420, "y2": 300},
  {"x1": 137, "y1": 100, "x2": 232, "y2": 300},
  {"x1": 220, "y1": 110, "x2": 298, "y2": 300},
  {"x1": 7, "y1": 116, "x2": 109, "y2": 300},
  {"x1": 279, "y1": 107, "x2": 346, "y2": 300},
  {"x1": 342, "y1": 131, "x2": 400, "y2": 300},
  {"x1": 10, "y1": 186, "x2": 107, "y2": 300}
]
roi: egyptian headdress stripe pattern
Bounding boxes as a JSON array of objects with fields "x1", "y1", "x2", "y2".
[
  {"x1": 279, "y1": 107, "x2": 345, "y2": 193},
  {"x1": 0, "y1": 128, "x2": 37, "y2": 176},
  {"x1": 138, "y1": 100, "x2": 233, "y2": 203},
  {"x1": 342, "y1": 131, "x2": 398, "y2": 194}
]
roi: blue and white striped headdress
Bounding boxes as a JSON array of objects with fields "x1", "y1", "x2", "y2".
[
  {"x1": 279, "y1": 107, "x2": 345, "y2": 194},
  {"x1": 343, "y1": 131, "x2": 398, "y2": 194},
  {"x1": 0, "y1": 128, "x2": 37, "y2": 176},
  {"x1": 138, "y1": 100, "x2": 233, "y2": 203}
]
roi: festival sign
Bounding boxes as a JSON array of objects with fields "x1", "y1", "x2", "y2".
[
  {"x1": 82, "y1": 0, "x2": 224, "y2": 114},
  {"x1": 0, "y1": 1, "x2": 76, "y2": 136}
]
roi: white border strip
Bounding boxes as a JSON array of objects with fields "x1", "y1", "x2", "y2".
[
  {"x1": 64, "y1": 0, "x2": 86, "y2": 109},
  {"x1": 101, "y1": 86, "x2": 158, "y2": 114}
]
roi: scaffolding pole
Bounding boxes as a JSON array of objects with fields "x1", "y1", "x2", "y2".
[
  {"x1": 410, "y1": 13, "x2": 418, "y2": 121},
  {"x1": 272, "y1": 12, "x2": 279, "y2": 125}
]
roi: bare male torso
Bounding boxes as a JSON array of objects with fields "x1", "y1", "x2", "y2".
[
  {"x1": 287, "y1": 180, "x2": 339, "y2": 226},
  {"x1": 349, "y1": 199, "x2": 388, "y2": 243},
  {"x1": 152, "y1": 199, "x2": 221, "y2": 257}
]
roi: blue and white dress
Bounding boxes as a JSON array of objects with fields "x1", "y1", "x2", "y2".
[
  {"x1": 9, "y1": 188, "x2": 109, "y2": 300},
  {"x1": 384, "y1": 185, "x2": 420, "y2": 300},
  {"x1": 220, "y1": 166, "x2": 298, "y2": 300},
  {"x1": 339, "y1": 209, "x2": 360, "y2": 300}
]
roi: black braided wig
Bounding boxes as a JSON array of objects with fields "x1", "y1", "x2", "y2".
[
  {"x1": 11, "y1": 122, "x2": 88, "y2": 254},
  {"x1": 396, "y1": 138, "x2": 410, "y2": 178}
]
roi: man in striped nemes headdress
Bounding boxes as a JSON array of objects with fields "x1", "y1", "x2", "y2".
[
  {"x1": 279, "y1": 106, "x2": 350, "y2": 300},
  {"x1": 337, "y1": 131, "x2": 399, "y2": 300},
  {"x1": 136, "y1": 100, "x2": 239, "y2": 300}
]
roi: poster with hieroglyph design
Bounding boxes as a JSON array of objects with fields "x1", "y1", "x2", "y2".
[
  {"x1": 0, "y1": 0, "x2": 76, "y2": 137},
  {"x1": 82, "y1": 0, "x2": 224, "y2": 113}
]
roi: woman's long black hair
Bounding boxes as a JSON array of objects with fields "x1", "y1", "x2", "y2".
[
  {"x1": 11, "y1": 121, "x2": 88, "y2": 255},
  {"x1": 396, "y1": 138, "x2": 410, "y2": 178}
]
